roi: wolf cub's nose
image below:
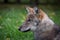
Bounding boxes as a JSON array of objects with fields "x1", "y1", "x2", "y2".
[
  {"x1": 18, "y1": 28, "x2": 20, "y2": 31},
  {"x1": 18, "y1": 26, "x2": 22, "y2": 31}
]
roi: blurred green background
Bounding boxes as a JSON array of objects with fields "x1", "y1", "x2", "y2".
[{"x1": 0, "y1": 0, "x2": 60, "y2": 40}]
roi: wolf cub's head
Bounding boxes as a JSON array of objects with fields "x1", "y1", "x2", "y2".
[{"x1": 18, "y1": 6, "x2": 50, "y2": 32}]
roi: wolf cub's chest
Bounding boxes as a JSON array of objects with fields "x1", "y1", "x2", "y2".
[
  {"x1": 34, "y1": 23, "x2": 55, "y2": 40},
  {"x1": 34, "y1": 28, "x2": 56, "y2": 40}
]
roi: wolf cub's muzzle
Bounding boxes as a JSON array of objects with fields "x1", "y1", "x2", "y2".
[{"x1": 18, "y1": 26, "x2": 30, "y2": 32}]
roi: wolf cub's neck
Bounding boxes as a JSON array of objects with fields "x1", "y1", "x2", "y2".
[
  {"x1": 41, "y1": 13, "x2": 54, "y2": 25},
  {"x1": 37, "y1": 13, "x2": 55, "y2": 32}
]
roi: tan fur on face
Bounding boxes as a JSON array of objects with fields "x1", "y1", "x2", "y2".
[
  {"x1": 37, "y1": 9, "x2": 45, "y2": 20},
  {"x1": 37, "y1": 9, "x2": 54, "y2": 24},
  {"x1": 38, "y1": 9, "x2": 48, "y2": 20}
]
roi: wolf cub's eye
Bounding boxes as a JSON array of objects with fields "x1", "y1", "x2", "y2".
[{"x1": 27, "y1": 19, "x2": 31, "y2": 21}]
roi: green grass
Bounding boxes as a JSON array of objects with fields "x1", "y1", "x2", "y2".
[{"x1": 0, "y1": 5, "x2": 60, "y2": 40}]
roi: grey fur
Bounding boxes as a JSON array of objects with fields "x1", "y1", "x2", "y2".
[{"x1": 18, "y1": 7, "x2": 60, "y2": 40}]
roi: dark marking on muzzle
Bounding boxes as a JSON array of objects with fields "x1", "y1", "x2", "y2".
[{"x1": 18, "y1": 26, "x2": 30, "y2": 32}]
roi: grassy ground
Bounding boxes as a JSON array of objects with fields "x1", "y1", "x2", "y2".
[{"x1": 0, "y1": 4, "x2": 60, "y2": 40}]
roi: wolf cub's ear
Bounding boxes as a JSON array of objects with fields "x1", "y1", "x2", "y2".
[
  {"x1": 25, "y1": 6, "x2": 38, "y2": 14},
  {"x1": 25, "y1": 6, "x2": 34, "y2": 14},
  {"x1": 33, "y1": 7, "x2": 39, "y2": 14},
  {"x1": 25, "y1": 6, "x2": 31, "y2": 12}
]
